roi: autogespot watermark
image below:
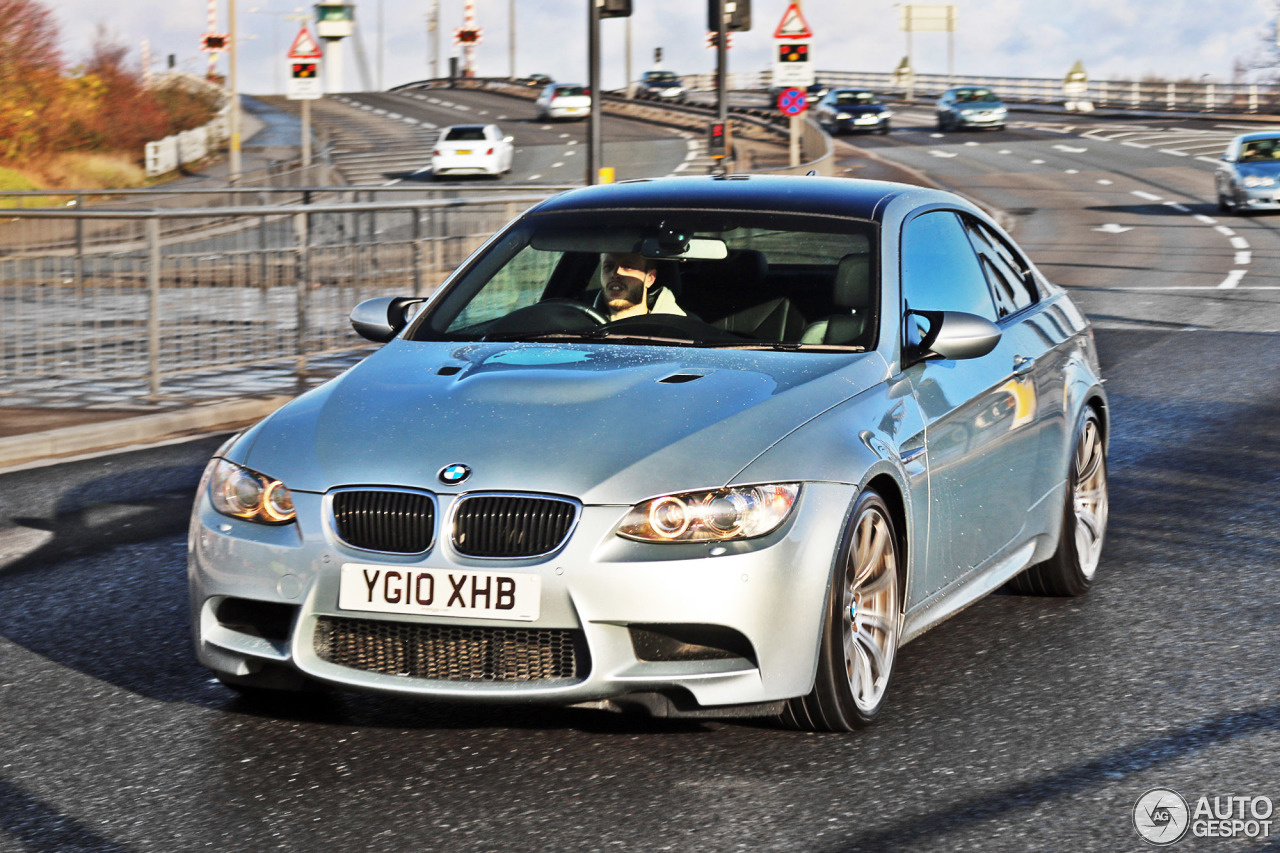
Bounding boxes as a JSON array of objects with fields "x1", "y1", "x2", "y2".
[{"x1": 1133, "y1": 788, "x2": 1274, "y2": 845}]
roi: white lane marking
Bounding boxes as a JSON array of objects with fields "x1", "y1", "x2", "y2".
[
  {"x1": 1230, "y1": 236, "x2": 1250, "y2": 250},
  {"x1": 1131, "y1": 190, "x2": 1163, "y2": 201},
  {"x1": 1065, "y1": 169, "x2": 1079, "y2": 174},
  {"x1": 999, "y1": 149, "x2": 1012, "y2": 154},
  {"x1": 550, "y1": 161, "x2": 565, "y2": 168},
  {"x1": 1236, "y1": 251, "x2": 1253, "y2": 264},
  {"x1": 1054, "y1": 144, "x2": 1088, "y2": 153},
  {"x1": 965, "y1": 141, "x2": 980, "y2": 147},
  {"x1": 1097, "y1": 179, "x2": 1113, "y2": 185},
  {"x1": 1094, "y1": 224, "x2": 1133, "y2": 234},
  {"x1": 929, "y1": 150, "x2": 958, "y2": 158},
  {"x1": 1122, "y1": 141, "x2": 1151, "y2": 148},
  {"x1": 528, "y1": 174, "x2": 543, "y2": 180},
  {"x1": 1197, "y1": 156, "x2": 1221, "y2": 164},
  {"x1": 674, "y1": 162, "x2": 692, "y2": 172},
  {"x1": 1219, "y1": 270, "x2": 1247, "y2": 289},
  {"x1": 930, "y1": 133, "x2": 944, "y2": 139},
  {"x1": 1160, "y1": 149, "x2": 1190, "y2": 157},
  {"x1": 1163, "y1": 202, "x2": 1191, "y2": 213},
  {"x1": 1194, "y1": 214, "x2": 1218, "y2": 225},
  {"x1": 1214, "y1": 225, "x2": 1236, "y2": 236},
  {"x1": 565, "y1": 139, "x2": 578, "y2": 145},
  {"x1": 1031, "y1": 159, "x2": 1046, "y2": 164}
]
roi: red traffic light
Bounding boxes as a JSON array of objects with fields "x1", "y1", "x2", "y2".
[
  {"x1": 778, "y1": 43, "x2": 808, "y2": 62},
  {"x1": 291, "y1": 63, "x2": 317, "y2": 78}
]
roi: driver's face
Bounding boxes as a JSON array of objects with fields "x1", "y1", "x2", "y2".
[{"x1": 600, "y1": 253, "x2": 655, "y2": 315}]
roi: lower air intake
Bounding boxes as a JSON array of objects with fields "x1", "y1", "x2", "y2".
[{"x1": 314, "y1": 616, "x2": 586, "y2": 682}]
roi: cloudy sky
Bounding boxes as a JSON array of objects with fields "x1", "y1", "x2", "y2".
[{"x1": 47, "y1": 0, "x2": 1280, "y2": 96}]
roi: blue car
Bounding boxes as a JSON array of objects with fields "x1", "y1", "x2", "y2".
[{"x1": 1216, "y1": 132, "x2": 1280, "y2": 213}]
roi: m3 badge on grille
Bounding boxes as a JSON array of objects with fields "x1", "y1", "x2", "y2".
[{"x1": 439, "y1": 463, "x2": 471, "y2": 485}]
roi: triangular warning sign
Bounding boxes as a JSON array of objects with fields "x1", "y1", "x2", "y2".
[
  {"x1": 774, "y1": 3, "x2": 813, "y2": 39},
  {"x1": 288, "y1": 27, "x2": 323, "y2": 60}
]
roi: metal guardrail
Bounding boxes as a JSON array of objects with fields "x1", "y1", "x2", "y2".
[{"x1": 0, "y1": 195, "x2": 557, "y2": 397}]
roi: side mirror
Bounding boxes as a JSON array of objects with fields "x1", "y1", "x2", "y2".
[
  {"x1": 906, "y1": 309, "x2": 1001, "y2": 362},
  {"x1": 350, "y1": 296, "x2": 425, "y2": 342}
]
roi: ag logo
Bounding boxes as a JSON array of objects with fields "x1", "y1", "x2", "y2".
[
  {"x1": 438, "y1": 463, "x2": 471, "y2": 486},
  {"x1": 1133, "y1": 788, "x2": 1190, "y2": 845}
]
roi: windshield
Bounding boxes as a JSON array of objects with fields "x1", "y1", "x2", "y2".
[
  {"x1": 1239, "y1": 138, "x2": 1280, "y2": 162},
  {"x1": 443, "y1": 126, "x2": 486, "y2": 141},
  {"x1": 410, "y1": 209, "x2": 879, "y2": 351},
  {"x1": 834, "y1": 91, "x2": 880, "y2": 106},
  {"x1": 646, "y1": 72, "x2": 678, "y2": 83},
  {"x1": 955, "y1": 88, "x2": 999, "y2": 103}
]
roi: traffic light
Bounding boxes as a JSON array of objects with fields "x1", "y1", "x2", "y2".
[
  {"x1": 292, "y1": 62, "x2": 317, "y2": 79},
  {"x1": 654, "y1": 47, "x2": 662, "y2": 63},
  {"x1": 778, "y1": 42, "x2": 809, "y2": 63},
  {"x1": 707, "y1": 121, "x2": 727, "y2": 158},
  {"x1": 599, "y1": 0, "x2": 632, "y2": 18},
  {"x1": 707, "y1": 0, "x2": 750, "y2": 32}
]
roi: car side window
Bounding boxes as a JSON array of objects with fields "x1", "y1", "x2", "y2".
[
  {"x1": 900, "y1": 210, "x2": 998, "y2": 322},
  {"x1": 962, "y1": 217, "x2": 1038, "y2": 318}
]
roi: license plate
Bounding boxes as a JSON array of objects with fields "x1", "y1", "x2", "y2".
[
  {"x1": 456, "y1": 149, "x2": 472, "y2": 155},
  {"x1": 339, "y1": 563, "x2": 541, "y2": 621}
]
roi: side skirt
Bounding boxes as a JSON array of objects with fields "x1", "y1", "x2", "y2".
[{"x1": 899, "y1": 541, "x2": 1038, "y2": 646}]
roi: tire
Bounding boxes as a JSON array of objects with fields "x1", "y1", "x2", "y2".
[
  {"x1": 1010, "y1": 408, "x2": 1108, "y2": 596},
  {"x1": 876, "y1": 122, "x2": 890, "y2": 135},
  {"x1": 1218, "y1": 194, "x2": 1231, "y2": 213},
  {"x1": 781, "y1": 489, "x2": 902, "y2": 731}
]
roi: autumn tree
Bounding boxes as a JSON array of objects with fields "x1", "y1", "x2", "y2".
[{"x1": 0, "y1": 0, "x2": 65, "y2": 160}]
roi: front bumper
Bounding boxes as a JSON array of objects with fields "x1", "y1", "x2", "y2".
[
  {"x1": 432, "y1": 155, "x2": 501, "y2": 176},
  {"x1": 832, "y1": 113, "x2": 889, "y2": 132},
  {"x1": 952, "y1": 111, "x2": 1006, "y2": 128},
  {"x1": 189, "y1": 483, "x2": 855, "y2": 710}
]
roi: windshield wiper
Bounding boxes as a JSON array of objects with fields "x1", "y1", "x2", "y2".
[
  {"x1": 481, "y1": 330, "x2": 700, "y2": 346},
  {"x1": 700, "y1": 341, "x2": 866, "y2": 352}
]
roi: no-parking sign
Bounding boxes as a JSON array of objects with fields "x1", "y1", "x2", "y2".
[{"x1": 777, "y1": 87, "x2": 808, "y2": 116}]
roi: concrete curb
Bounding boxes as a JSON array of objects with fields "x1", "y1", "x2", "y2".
[{"x1": 0, "y1": 395, "x2": 293, "y2": 470}]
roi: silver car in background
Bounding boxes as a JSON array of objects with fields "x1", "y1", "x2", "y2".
[
  {"x1": 936, "y1": 86, "x2": 1008, "y2": 131},
  {"x1": 189, "y1": 176, "x2": 1108, "y2": 731},
  {"x1": 1216, "y1": 132, "x2": 1280, "y2": 213},
  {"x1": 535, "y1": 83, "x2": 591, "y2": 121}
]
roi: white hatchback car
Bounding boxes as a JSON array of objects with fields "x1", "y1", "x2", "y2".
[
  {"x1": 430, "y1": 125, "x2": 514, "y2": 179},
  {"x1": 536, "y1": 83, "x2": 591, "y2": 121}
]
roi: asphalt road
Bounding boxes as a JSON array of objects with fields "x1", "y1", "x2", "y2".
[{"x1": 1, "y1": 106, "x2": 1279, "y2": 853}]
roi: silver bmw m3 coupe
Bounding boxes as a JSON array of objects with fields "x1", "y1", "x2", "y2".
[{"x1": 189, "y1": 175, "x2": 1108, "y2": 731}]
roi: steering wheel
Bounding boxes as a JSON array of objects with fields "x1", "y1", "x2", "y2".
[{"x1": 538, "y1": 298, "x2": 608, "y2": 326}]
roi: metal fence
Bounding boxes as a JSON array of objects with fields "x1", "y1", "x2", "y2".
[{"x1": 0, "y1": 193, "x2": 560, "y2": 397}]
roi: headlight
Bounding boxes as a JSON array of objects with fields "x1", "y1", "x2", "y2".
[
  {"x1": 960, "y1": 108, "x2": 975, "y2": 116},
  {"x1": 836, "y1": 111, "x2": 852, "y2": 119},
  {"x1": 616, "y1": 484, "x2": 800, "y2": 542},
  {"x1": 209, "y1": 459, "x2": 296, "y2": 524},
  {"x1": 1243, "y1": 175, "x2": 1276, "y2": 188}
]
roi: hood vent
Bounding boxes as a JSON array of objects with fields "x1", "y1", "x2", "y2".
[{"x1": 658, "y1": 372, "x2": 705, "y2": 384}]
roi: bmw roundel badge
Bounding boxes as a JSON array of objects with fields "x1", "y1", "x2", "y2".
[{"x1": 439, "y1": 463, "x2": 471, "y2": 485}]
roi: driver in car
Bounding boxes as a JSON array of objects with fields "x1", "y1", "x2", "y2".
[{"x1": 597, "y1": 252, "x2": 687, "y2": 321}]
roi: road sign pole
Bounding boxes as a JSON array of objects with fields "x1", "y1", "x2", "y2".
[
  {"x1": 790, "y1": 113, "x2": 800, "y2": 167},
  {"x1": 587, "y1": 0, "x2": 601, "y2": 184},
  {"x1": 301, "y1": 98, "x2": 312, "y2": 169}
]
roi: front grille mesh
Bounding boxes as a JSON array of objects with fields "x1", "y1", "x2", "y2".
[
  {"x1": 314, "y1": 616, "x2": 585, "y2": 682},
  {"x1": 452, "y1": 494, "x2": 577, "y2": 557},
  {"x1": 332, "y1": 489, "x2": 434, "y2": 554}
]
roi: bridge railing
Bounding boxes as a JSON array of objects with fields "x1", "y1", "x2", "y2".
[{"x1": 0, "y1": 195, "x2": 560, "y2": 397}]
